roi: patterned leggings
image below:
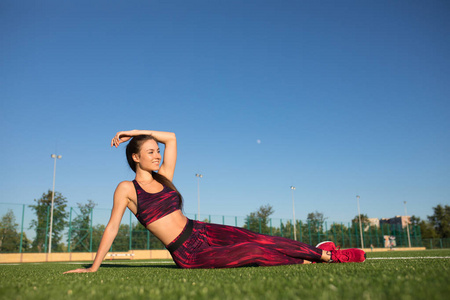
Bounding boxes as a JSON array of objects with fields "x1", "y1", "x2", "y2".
[{"x1": 167, "y1": 220, "x2": 323, "y2": 269}]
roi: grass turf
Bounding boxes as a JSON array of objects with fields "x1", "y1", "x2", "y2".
[{"x1": 1, "y1": 250, "x2": 449, "y2": 300}]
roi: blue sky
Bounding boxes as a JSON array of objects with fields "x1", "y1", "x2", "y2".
[{"x1": 1, "y1": 0, "x2": 449, "y2": 225}]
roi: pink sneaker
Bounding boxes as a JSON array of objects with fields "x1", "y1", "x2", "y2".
[
  {"x1": 330, "y1": 248, "x2": 366, "y2": 263},
  {"x1": 316, "y1": 241, "x2": 337, "y2": 252}
]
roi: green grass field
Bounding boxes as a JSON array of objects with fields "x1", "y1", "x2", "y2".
[{"x1": 1, "y1": 250, "x2": 449, "y2": 300}]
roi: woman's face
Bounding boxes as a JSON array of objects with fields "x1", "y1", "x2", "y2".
[{"x1": 133, "y1": 139, "x2": 161, "y2": 172}]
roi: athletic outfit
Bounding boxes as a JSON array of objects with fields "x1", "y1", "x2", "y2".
[{"x1": 132, "y1": 180, "x2": 365, "y2": 268}]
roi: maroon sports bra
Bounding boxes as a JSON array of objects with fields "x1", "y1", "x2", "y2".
[{"x1": 132, "y1": 180, "x2": 181, "y2": 227}]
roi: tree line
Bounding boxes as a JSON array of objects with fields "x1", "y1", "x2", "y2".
[
  {"x1": 0, "y1": 190, "x2": 166, "y2": 253},
  {"x1": 0, "y1": 191, "x2": 449, "y2": 252},
  {"x1": 243, "y1": 203, "x2": 450, "y2": 247}
]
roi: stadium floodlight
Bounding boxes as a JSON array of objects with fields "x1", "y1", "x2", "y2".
[
  {"x1": 290, "y1": 186, "x2": 297, "y2": 241},
  {"x1": 48, "y1": 154, "x2": 62, "y2": 253},
  {"x1": 356, "y1": 195, "x2": 364, "y2": 249},
  {"x1": 404, "y1": 201, "x2": 411, "y2": 247},
  {"x1": 195, "y1": 174, "x2": 203, "y2": 221}
]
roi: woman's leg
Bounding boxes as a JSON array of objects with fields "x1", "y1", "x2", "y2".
[
  {"x1": 190, "y1": 241, "x2": 309, "y2": 268},
  {"x1": 205, "y1": 223, "x2": 322, "y2": 261},
  {"x1": 180, "y1": 223, "x2": 323, "y2": 268}
]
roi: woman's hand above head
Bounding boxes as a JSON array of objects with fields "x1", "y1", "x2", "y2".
[
  {"x1": 111, "y1": 130, "x2": 137, "y2": 148},
  {"x1": 111, "y1": 129, "x2": 177, "y2": 180},
  {"x1": 63, "y1": 267, "x2": 97, "y2": 274}
]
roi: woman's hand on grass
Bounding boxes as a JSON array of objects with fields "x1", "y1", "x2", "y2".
[{"x1": 63, "y1": 267, "x2": 97, "y2": 274}]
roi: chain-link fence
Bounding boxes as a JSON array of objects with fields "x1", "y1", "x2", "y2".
[
  {"x1": 0, "y1": 203, "x2": 426, "y2": 253},
  {"x1": 422, "y1": 238, "x2": 450, "y2": 249}
]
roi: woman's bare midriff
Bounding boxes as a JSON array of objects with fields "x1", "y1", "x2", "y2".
[{"x1": 145, "y1": 210, "x2": 188, "y2": 246}]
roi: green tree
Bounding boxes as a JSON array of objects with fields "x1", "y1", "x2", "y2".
[
  {"x1": 410, "y1": 215, "x2": 437, "y2": 239},
  {"x1": 410, "y1": 215, "x2": 421, "y2": 227},
  {"x1": 29, "y1": 190, "x2": 68, "y2": 252},
  {"x1": 111, "y1": 224, "x2": 131, "y2": 251},
  {"x1": 280, "y1": 220, "x2": 295, "y2": 239},
  {"x1": 305, "y1": 211, "x2": 328, "y2": 245},
  {"x1": 351, "y1": 214, "x2": 370, "y2": 227},
  {"x1": 307, "y1": 211, "x2": 327, "y2": 233},
  {"x1": 91, "y1": 224, "x2": 106, "y2": 251},
  {"x1": 244, "y1": 204, "x2": 274, "y2": 234},
  {"x1": 428, "y1": 204, "x2": 450, "y2": 238},
  {"x1": 131, "y1": 222, "x2": 165, "y2": 250},
  {"x1": 328, "y1": 223, "x2": 348, "y2": 247},
  {"x1": 0, "y1": 210, "x2": 31, "y2": 252},
  {"x1": 69, "y1": 200, "x2": 96, "y2": 252}
]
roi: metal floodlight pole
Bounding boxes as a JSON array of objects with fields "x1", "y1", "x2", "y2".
[
  {"x1": 48, "y1": 154, "x2": 62, "y2": 253},
  {"x1": 356, "y1": 195, "x2": 364, "y2": 249},
  {"x1": 290, "y1": 186, "x2": 297, "y2": 241},
  {"x1": 195, "y1": 174, "x2": 203, "y2": 221},
  {"x1": 404, "y1": 201, "x2": 411, "y2": 248}
]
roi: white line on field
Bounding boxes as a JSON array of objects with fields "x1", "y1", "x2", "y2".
[{"x1": 368, "y1": 256, "x2": 450, "y2": 260}]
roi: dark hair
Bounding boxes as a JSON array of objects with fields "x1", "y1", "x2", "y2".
[{"x1": 126, "y1": 135, "x2": 183, "y2": 208}]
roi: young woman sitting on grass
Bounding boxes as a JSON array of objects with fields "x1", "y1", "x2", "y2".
[{"x1": 64, "y1": 129, "x2": 365, "y2": 273}]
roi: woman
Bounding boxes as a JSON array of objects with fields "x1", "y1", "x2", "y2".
[{"x1": 64, "y1": 129, "x2": 365, "y2": 273}]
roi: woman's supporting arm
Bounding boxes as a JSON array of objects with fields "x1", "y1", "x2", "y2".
[{"x1": 63, "y1": 182, "x2": 130, "y2": 273}]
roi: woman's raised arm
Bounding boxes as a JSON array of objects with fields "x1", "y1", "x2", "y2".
[
  {"x1": 111, "y1": 130, "x2": 177, "y2": 181},
  {"x1": 63, "y1": 182, "x2": 130, "y2": 274}
]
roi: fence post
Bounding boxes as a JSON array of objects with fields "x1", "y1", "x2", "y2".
[
  {"x1": 110, "y1": 206, "x2": 113, "y2": 254},
  {"x1": 414, "y1": 225, "x2": 420, "y2": 247},
  {"x1": 333, "y1": 223, "x2": 337, "y2": 245},
  {"x1": 316, "y1": 222, "x2": 323, "y2": 245},
  {"x1": 129, "y1": 210, "x2": 132, "y2": 251},
  {"x1": 290, "y1": 220, "x2": 294, "y2": 240},
  {"x1": 416, "y1": 226, "x2": 423, "y2": 246},
  {"x1": 308, "y1": 220, "x2": 312, "y2": 245},
  {"x1": 341, "y1": 222, "x2": 345, "y2": 248},
  {"x1": 147, "y1": 230, "x2": 150, "y2": 250},
  {"x1": 280, "y1": 219, "x2": 283, "y2": 236},
  {"x1": 68, "y1": 207, "x2": 73, "y2": 252},
  {"x1": 235, "y1": 216, "x2": 237, "y2": 227},
  {"x1": 404, "y1": 224, "x2": 408, "y2": 247},
  {"x1": 89, "y1": 208, "x2": 93, "y2": 252},
  {"x1": 222, "y1": 215, "x2": 225, "y2": 225},
  {"x1": 348, "y1": 223, "x2": 352, "y2": 248},
  {"x1": 259, "y1": 218, "x2": 262, "y2": 234},
  {"x1": 19, "y1": 204, "x2": 25, "y2": 253},
  {"x1": 300, "y1": 220, "x2": 303, "y2": 242},
  {"x1": 362, "y1": 225, "x2": 365, "y2": 248},
  {"x1": 44, "y1": 205, "x2": 50, "y2": 253},
  {"x1": 270, "y1": 218, "x2": 272, "y2": 236},
  {"x1": 317, "y1": 221, "x2": 321, "y2": 244},
  {"x1": 376, "y1": 225, "x2": 380, "y2": 247}
]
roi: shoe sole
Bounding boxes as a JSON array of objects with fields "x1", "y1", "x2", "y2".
[{"x1": 316, "y1": 241, "x2": 333, "y2": 248}]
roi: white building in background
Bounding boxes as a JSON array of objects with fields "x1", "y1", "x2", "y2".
[
  {"x1": 368, "y1": 218, "x2": 380, "y2": 228},
  {"x1": 361, "y1": 216, "x2": 410, "y2": 231},
  {"x1": 380, "y1": 215, "x2": 411, "y2": 229}
]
